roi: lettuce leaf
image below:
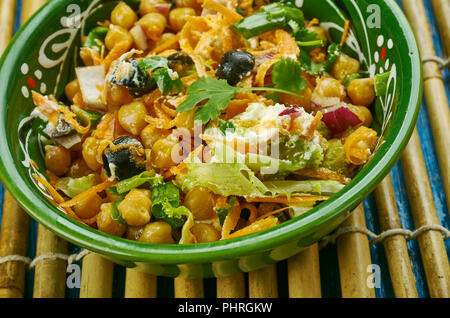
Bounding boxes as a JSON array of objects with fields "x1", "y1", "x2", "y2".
[
  {"x1": 177, "y1": 162, "x2": 270, "y2": 197},
  {"x1": 108, "y1": 171, "x2": 163, "y2": 197},
  {"x1": 151, "y1": 182, "x2": 192, "y2": 229},
  {"x1": 55, "y1": 174, "x2": 96, "y2": 198},
  {"x1": 263, "y1": 180, "x2": 345, "y2": 196}
]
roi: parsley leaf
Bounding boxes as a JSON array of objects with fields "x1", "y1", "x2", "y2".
[
  {"x1": 139, "y1": 57, "x2": 185, "y2": 95},
  {"x1": 299, "y1": 43, "x2": 342, "y2": 76},
  {"x1": 177, "y1": 77, "x2": 240, "y2": 124},
  {"x1": 218, "y1": 121, "x2": 236, "y2": 135},
  {"x1": 272, "y1": 57, "x2": 308, "y2": 94}
]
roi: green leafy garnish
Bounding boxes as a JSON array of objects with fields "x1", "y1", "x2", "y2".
[
  {"x1": 176, "y1": 58, "x2": 307, "y2": 124},
  {"x1": 108, "y1": 171, "x2": 163, "y2": 197},
  {"x1": 83, "y1": 26, "x2": 109, "y2": 52},
  {"x1": 288, "y1": 20, "x2": 324, "y2": 49},
  {"x1": 110, "y1": 200, "x2": 127, "y2": 225},
  {"x1": 218, "y1": 120, "x2": 236, "y2": 135},
  {"x1": 231, "y1": 2, "x2": 304, "y2": 38},
  {"x1": 272, "y1": 57, "x2": 308, "y2": 94},
  {"x1": 138, "y1": 57, "x2": 186, "y2": 95},
  {"x1": 299, "y1": 43, "x2": 342, "y2": 76},
  {"x1": 151, "y1": 182, "x2": 191, "y2": 229},
  {"x1": 374, "y1": 71, "x2": 391, "y2": 96},
  {"x1": 216, "y1": 197, "x2": 236, "y2": 226},
  {"x1": 71, "y1": 105, "x2": 102, "y2": 126},
  {"x1": 55, "y1": 174, "x2": 96, "y2": 198}
]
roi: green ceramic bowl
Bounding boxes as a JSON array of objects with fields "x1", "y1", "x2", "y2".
[{"x1": 0, "y1": 0, "x2": 421, "y2": 278}]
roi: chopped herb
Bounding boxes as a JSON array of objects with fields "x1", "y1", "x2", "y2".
[
  {"x1": 138, "y1": 56, "x2": 186, "y2": 95},
  {"x1": 299, "y1": 43, "x2": 342, "y2": 76},
  {"x1": 110, "y1": 200, "x2": 127, "y2": 225},
  {"x1": 218, "y1": 121, "x2": 236, "y2": 135},
  {"x1": 216, "y1": 197, "x2": 236, "y2": 226},
  {"x1": 374, "y1": 71, "x2": 391, "y2": 96},
  {"x1": 83, "y1": 26, "x2": 109, "y2": 52},
  {"x1": 176, "y1": 59, "x2": 307, "y2": 125},
  {"x1": 107, "y1": 171, "x2": 163, "y2": 197}
]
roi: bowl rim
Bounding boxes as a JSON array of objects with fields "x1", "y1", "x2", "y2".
[{"x1": 0, "y1": 0, "x2": 422, "y2": 264}]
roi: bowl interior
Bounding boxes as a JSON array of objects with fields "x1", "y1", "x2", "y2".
[{"x1": 0, "y1": 0, "x2": 421, "y2": 267}]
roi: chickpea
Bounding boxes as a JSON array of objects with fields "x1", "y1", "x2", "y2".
[
  {"x1": 82, "y1": 137, "x2": 102, "y2": 171},
  {"x1": 140, "y1": 0, "x2": 170, "y2": 16},
  {"x1": 330, "y1": 54, "x2": 361, "y2": 82},
  {"x1": 151, "y1": 134, "x2": 180, "y2": 170},
  {"x1": 184, "y1": 187, "x2": 215, "y2": 220},
  {"x1": 118, "y1": 101, "x2": 148, "y2": 135},
  {"x1": 313, "y1": 77, "x2": 346, "y2": 100},
  {"x1": 138, "y1": 13, "x2": 167, "y2": 40},
  {"x1": 348, "y1": 105, "x2": 373, "y2": 127},
  {"x1": 97, "y1": 203, "x2": 127, "y2": 237},
  {"x1": 118, "y1": 189, "x2": 152, "y2": 226},
  {"x1": 74, "y1": 193, "x2": 103, "y2": 219},
  {"x1": 191, "y1": 224, "x2": 220, "y2": 243},
  {"x1": 347, "y1": 78, "x2": 375, "y2": 107},
  {"x1": 126, "y1": 225, "x2": 145, "y2": 241},
  {"x1": 65, "y1": 79, "x2": 80, "y2": 103},
  {"x1": 105, "y1": 24, "x2": 134, "y2": 51},
  {"x1": 306, "y1": 25, "x2": 327, "y2": 42},
  {"x1": 176, "y1": 0, "x2": 201, "y2": 8},
  {"x1": 68, "y1": 158, "x2": 92, "y2": 178},
  {"x1": 45, "y1": 145, "x2": 72, "y2": 176},
  {"x1": 139, "y1": 221, "x2": 175, "y2": 244},
  {"x1": 140, "y1": 125, "x2": 169, "y2": 149},
  {"x1": 169, "y1": 8, "x2": 196, "y2": 32},
  {"x1": 108, "y1": 84, "x2": 133, "y2": 109},
  {"x1": 111, "y1": 2, "x2": 138, "y2": 30}
]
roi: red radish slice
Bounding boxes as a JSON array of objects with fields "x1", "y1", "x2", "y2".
[{"x1": 322, "y1": 104, "x2": 362, "y2": 135}]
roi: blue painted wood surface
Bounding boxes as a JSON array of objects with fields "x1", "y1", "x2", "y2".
[{"x1": 0, "y1": 0, "x2": 448, "y2": 298}]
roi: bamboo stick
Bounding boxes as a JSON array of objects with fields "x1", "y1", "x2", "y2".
[
  {"x1": 124, "y1": 269, "x2": 157, "y2": 298},
  {"x1": 401, "y1": 0, "x2": 450, "y2": 210},
  {"x1": 0, "y1": 0, "x2": 16, "y2": 54},
  {"x1": 287, "y1": 244, "x2": 321, "y2": 298},
  {"x1": 400, "y1": 129, "x2": 450, "y2": 298},
  {"x1": 0, "y1": 0, "x2": 47, "y2": 299},
  {"x1": 32, "y1": 225, "x2": 67, "y2": 298},
  {"x1": 373, "y1": 175, "x2": 418, "y2": 298},
  {"x1": 217, "y1": 274, "x2": 246, "y2": 298},
  {"x1": 174, "y1": 277, "x2": 204, "y2": 298},
  {"x1": 79, "y1": 253, "x2": 114, "y2": 298},
  {"x1": 0, "y1": 192, "x2": 30, "y2": 298},
  {"x1": 336, "y1": 204, "x2": 376, "y2": 298},
  {"x1": 248, "y1": 265, "x2": 278, "y2": 298},
  {"x1": 430, "y1": 0, "x2": 450, "y2": 55}
]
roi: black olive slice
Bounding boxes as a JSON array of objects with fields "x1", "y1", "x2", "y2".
[{"x1": 216, "y1": 50, "x2": 255, "y2": 86}]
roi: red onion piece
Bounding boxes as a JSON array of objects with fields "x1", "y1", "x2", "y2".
[
  {"x1": 279, "y1": 105, "x2": 303, "y2": 118},
  {"x1": 154, "y1": 4, "x2": 171, "y2": 15},
  {"x1": 322, "y1": 104, "x2": 362, "y2": 135}
]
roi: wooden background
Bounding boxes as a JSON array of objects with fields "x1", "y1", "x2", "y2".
[{"x1": 0, "y1": 0, "x2": 449, "y2": 298}]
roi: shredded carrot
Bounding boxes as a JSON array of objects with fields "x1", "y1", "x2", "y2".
[
  {"x1": 254, "y1": 54, "x2": 281, "y2": 87},
  {"x1": 275, "y1": 29, "x2": 300, "y2": 58},
  {"x1": 150, "y1": 33, "x2": 180, "y2": 55},
  {"x1": 343, "y1": 126, "x2": 378, "y2": 165},
  {"x1": 306, "y1": 111, "x2": 323, "y2": 136},
  {"x1": 58, "y1": 105, "x2": 91, "y2": 134},
  {"x1": 307, "y1": 18, "x2": 319, "y2": 28},
  {"x1": 32, "y1": 173, "x2": 82, "y2": 222},
  {"x1": 240, "y1": 203, "x2": 258, "y2": 224},
  {"x1": 340, "y1": 20, "x2": 351, "y2": 47},
  {"x1": 92, "y1": 112, "x2": 115, "y2": 140},
  {"x1": 31, "y1": 91, "x2": 59, "y2": 126},
  {"x1": 223, "y1": 99, "x2": 250, "y2": 120},
  {"x1": 255, "y1": 207, "x2": 290, "y2": 222},
  {"x1": 227, "y1": 217, "x2": 279, "y2": 239},
  {"x1": 221, "y1": 199, "x2": 241, "y2": 239},
  {"x1": 59, "y1": 180, "x2": 116, "y2": 208},
  {"x1": 73, "y1": 92, "x2": 87, "y2": 109},
  {"x1": 103, "y1": 41, "x2": 131, "y2": 71},
  {"x1": 203, "y1": 0, "x2": 243, "y2": 23},
  {"x1": 247, "y1": 196, "x2": 329, "y2": 204},
  {"x1": 294, "y1": 167, "x2": 351, "y2": 185}
]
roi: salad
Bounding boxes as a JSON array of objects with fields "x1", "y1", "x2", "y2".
[{"x1": 29, "y1": 0, "x2": 381, "y2": 245}]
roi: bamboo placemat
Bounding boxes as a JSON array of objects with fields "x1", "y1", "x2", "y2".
[{"x1": 0, "y1": 0, "x2": 449, "y2": 299}]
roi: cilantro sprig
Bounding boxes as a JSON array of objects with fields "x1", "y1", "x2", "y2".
[
  {"x1": 139, "y1": 56, "x2": 185, "y2": 96},
  {"x1": 176, "y1": 58, "x2": 308, "y2": 124}
]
